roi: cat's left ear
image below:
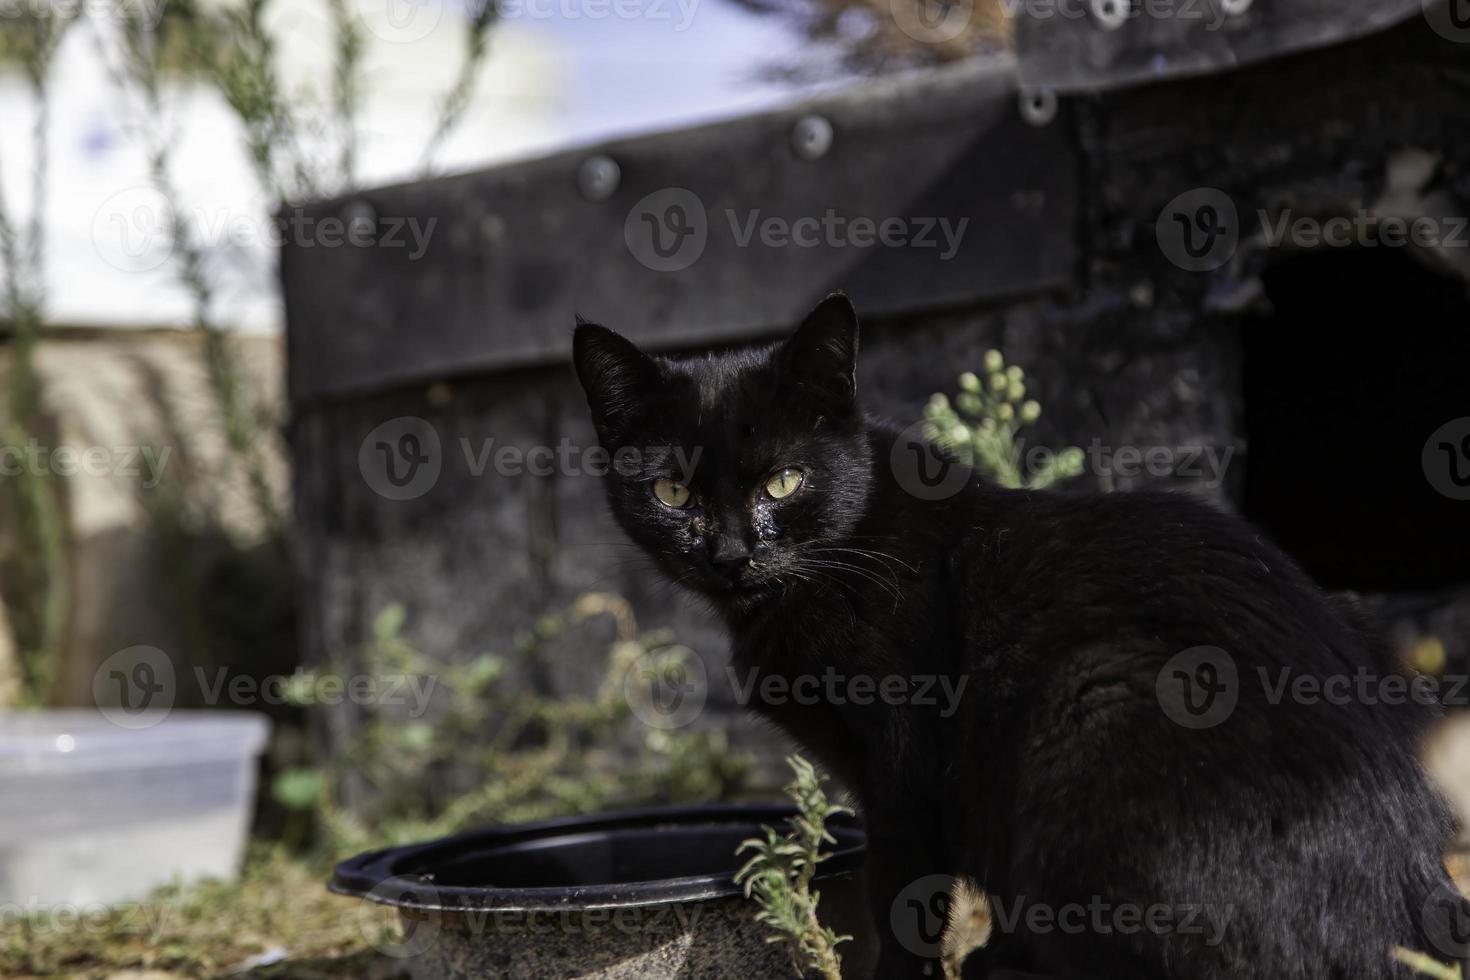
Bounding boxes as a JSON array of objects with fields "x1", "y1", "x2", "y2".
[
  {"x1": 573, "y1": 318, "x2": 660, "y2": 437},
  {"x1": 779, "y1": 292, "x2": 859, "y2": 414}
]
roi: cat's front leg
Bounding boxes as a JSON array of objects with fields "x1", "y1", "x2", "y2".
[
  {"x1": 861, "y1": 799, "x2": 952, "y2": 980},
  {"x1": 957, "y1": 928, "x2": 1041, "y2": 979}
]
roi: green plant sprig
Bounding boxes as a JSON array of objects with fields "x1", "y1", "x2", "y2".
[
  {"x1": 0, "y1": 7, "x2": 78, "y2": 706},
  {"x1": 735, "y1": 755, "x2": 852, "y2": 980},
  {"x1": 1395, "y1": 947, "x2": 1465, "y2": 980},
  {"x1": 924, "y1": 348, "x2": 1084, "y2": 490},
  {"x1": 275, "y1": 594, "x2": 748, "y2": 856}
]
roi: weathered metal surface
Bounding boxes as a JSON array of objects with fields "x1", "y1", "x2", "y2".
[
  {"x1": 1069, "y1": 20, "x2": 1470, "y2": 305},
  {"x1": 285, "y1": 20, "x2": 1470, "y2": 805},
  {"x1": 282, "y1": 56, "x2": 1080, "y2": 406},
  {"x1": 1014, "y1": 0, "x2": 1425, "y2": 93}
]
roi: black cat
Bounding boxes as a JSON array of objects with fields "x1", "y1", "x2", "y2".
[{"x1": 573, "y1": 293, "x2": 1468, "y2": 979}]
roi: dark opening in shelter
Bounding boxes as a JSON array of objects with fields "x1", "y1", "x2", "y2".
[{"x1": 1241, "y1": 247, "x2": 1470, "y2": 594}]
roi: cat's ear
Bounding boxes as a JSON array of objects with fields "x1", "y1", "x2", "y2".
[
  {"x1": 779, "y1": 292, "x2": 859, "y2": 413},
  {"x1": 573, "y1": 318, "x2": 659, "y2": 435}
]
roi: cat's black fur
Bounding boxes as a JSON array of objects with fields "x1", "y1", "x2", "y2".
[{"x1": 573, "y1": 294, "x2": 1468, "y2": 979}]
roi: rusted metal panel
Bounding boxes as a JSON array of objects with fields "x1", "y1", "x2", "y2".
[
  {"x1": 1014, "y1": 0, "x2": 1426, "y2": 93},
  {"x1": 282, "y1": 57, "x2": 1080, "y2": 406}
]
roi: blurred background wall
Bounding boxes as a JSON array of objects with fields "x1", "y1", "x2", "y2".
[
  {"x1": 3, "y1": 0, "x2": 1467, "y2": 823},
  {"x1": 0, "y1": 0, "x2": 929, "y2": 712}
]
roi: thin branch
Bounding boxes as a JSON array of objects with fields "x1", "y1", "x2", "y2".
[
  {"x1": 198, "y1": 0, "x2": 320, "y2": 203},
  {"x1": 24, "y1": 10, "x2": 75, "y2": 292},
  {"x1": 0, "y1": 10, "x2": 78, "y2": 706},
  {"x1": 418, "y1": 0, "x2": 497, "y2": 175},
  {"x1": 101, "y1": 5, "x2": 285, "y2": 535},
  {"x1": 324, "y1": 0, "x2": 364, "y2": 187}
]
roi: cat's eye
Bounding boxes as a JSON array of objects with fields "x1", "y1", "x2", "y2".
[
  {"x1": 764, "y1": 467, "x2": 804, "y2": 500},
  {"x1": 652, "y1": 478, "x2": 693, "y2": 508}
]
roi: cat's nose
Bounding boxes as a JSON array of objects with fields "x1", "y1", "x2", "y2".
[
  {"x1": 711, "y1": 557, "x2": 750, "y2": 580},
  {"x1": 710, "y1": 538, "x2": 753, "y2": 578}
]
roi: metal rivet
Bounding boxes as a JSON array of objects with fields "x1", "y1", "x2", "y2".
[
  {"x1": 1220, "y1": 0, "x2": 1251, "y2": 15},
  {"x1": 1019, "y1": 89, "x2": 1058, "y2": 127},
  {"x1": 578, "y1": 155, "x2": 620, "y2": 202},
  {"x1": 1090, "y1": 0, "x2": 1128, "y2": 30},
  {"x1": 792, "y1": 115, "x2": 833, "y2": 160}
]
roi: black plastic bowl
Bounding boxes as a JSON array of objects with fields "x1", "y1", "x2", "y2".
[{"x1": 331, "y1": 804, "x2": 872, "y2": 979}]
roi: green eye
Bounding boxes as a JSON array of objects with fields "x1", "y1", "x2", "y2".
[
  {"x1": 764, "y1": 467, "x2": 804, "y2": 500},
  {"x1": 653, "y1": 479, "x2": 692, "y2": 508}
]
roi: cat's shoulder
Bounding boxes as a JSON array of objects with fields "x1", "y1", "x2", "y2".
[
  {"x1": 964, "y1": 482, "x2": 1249, "y2": 545},
  {"x1": 946, "y1": 482, "x2": 1295, "y2": 589}
]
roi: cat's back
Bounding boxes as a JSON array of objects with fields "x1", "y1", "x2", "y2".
[
  {"x1": 944, "y1": 483, "x2": 1402, "y2": 689},
  {"x1": 935, "y1": 486, "x2": 1458, "y2": 980}
]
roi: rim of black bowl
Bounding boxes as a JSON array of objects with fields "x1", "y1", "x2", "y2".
[{"x1": 331, "y1": 803, "x2": 866, "y2": 912}]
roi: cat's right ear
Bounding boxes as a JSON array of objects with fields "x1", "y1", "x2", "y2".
[
  {"x1": 573, "y1": 318, "x2": 659, "y2": 435},
  {"x1": 779, "y1": 292, "x2": 859, "y2": 415}
]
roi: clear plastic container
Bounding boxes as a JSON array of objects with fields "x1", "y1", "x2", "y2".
[{"x1": 0, "y1": 710, "x2": 270, "y2": 907}]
